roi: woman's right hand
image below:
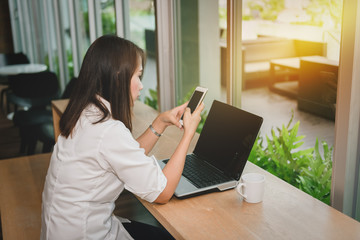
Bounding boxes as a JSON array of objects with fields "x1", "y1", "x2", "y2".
[
  {"x1": 155, "y1": 102, "x2": 204, "y2": 204},
  {"x1": 182, "y1": 103, "x2": 205, "y2": 138}
]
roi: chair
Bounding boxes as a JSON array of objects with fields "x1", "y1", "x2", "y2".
[
  {"x1": 4, "y1": 52, "x2": 30, "y2": 65},
  {"x1": 12, "y1": 76, "x2": 77, "y2": 155},
  {"x1": 13, "y1": 109, "x2": 54, "y2": 154},
  {"x1": 7, "y1": 70, "x2": 59, "y2": 112},
  {"x1": 0, "y1": 52, "x2": 29, "y2": 68},
  {"x1": 35, "y1": 76, "x2": 78, "y2": 153},
  {"x1": 9, "y1": 71, "x2": 60, "y2": 155},
  {"x1": 0, "y1": 52, "x2": 30, "y2": 113}
]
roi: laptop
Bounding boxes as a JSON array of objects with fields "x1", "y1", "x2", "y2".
[{"x1": 159, "y1": 100, "x2": 263, "y2": 198}]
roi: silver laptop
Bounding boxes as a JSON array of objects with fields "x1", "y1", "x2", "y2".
[{"x1": 159, "y1": 100, "x2": 263, "y2": 198}]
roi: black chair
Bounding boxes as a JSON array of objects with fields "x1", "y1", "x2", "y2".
[
  {"x1": 0, "y1": 52, "x2": 29, "y2": 68},
  {"x1": 5, "y1": 52, "x2": 30, "y2": 65},
  {"x1": 7, "y1": 71, "x2": 59, "y2": 112},
  {"x1": 12, "y1": 76, "x2": 77, "y2": 155},
  {"x1": 13, "y1": 108, "x2": 54, "y2": 154},
  {"x1": 39, "y1": 76, "x2": 79, "y2": 151},
  {"x1": 0, "y1": 52, "x2": 30, "y2": 113},
  {"x1": 9, "y1": 71, "x2": 60, "y2": 155}
]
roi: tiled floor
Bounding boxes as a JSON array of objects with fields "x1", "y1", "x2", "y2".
[{"x1": 241, "y1": 87, "x2": 335, "y2": 152}]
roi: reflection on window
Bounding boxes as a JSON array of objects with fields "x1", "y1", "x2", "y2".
[
  {"x1": 59, "y1": 0, "x2": 73, "y2": 79},
  {"x1": 79, "y1": 0, "x2": 91, "y2": 59},
  {"x1": 174, "y1": 0, "x2": 224, "y2": 110},
  {"x1": 101, "y1": 0, "x2": 116, "y2": 35},
  {"x1": 129, "y1": 0, "x2": 158, "y2": 109},
  {"x1": 129, "y1": 0, "x2": 155, "y2": 49}
]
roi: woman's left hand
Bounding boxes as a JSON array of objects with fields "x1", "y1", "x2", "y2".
[
  {"x1": 156, "y1": 102, "x2": 188, "y2": 130},
  {"x1": 138, "y1": 102, "x2": 188, "y2": 154}
]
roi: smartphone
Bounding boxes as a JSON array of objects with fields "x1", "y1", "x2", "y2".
[{"x1": 179, "y1": 86, "x2": 208, "y2": 125}]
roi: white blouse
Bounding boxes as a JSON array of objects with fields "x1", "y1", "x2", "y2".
[{"x1": 41, "y1": 99, "x2": 167, "y2": 240}]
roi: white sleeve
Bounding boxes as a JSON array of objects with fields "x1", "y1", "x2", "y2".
[{"x1": 99, "y1": 121, "x2": 167, "y2": 203}]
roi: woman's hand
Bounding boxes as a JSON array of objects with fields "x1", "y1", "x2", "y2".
[
  {"x1": 152, "y1": 102, "x2": 188, "y2": 133},
  {"x1": 182, "y1": 102, "x2": 204, "y2": 138},
  {"x1": 154, "y1": 102, "x2": 204, "y2": 204},
  {"x1": 138, "y1": 102, "x2": 202, "y2": 156},
  {"x1": 151, "y1": 101, "x2": 204, "y2": 139}
]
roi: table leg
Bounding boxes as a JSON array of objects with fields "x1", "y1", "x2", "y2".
[{"x1": 269, "y1": 62, "x2": 276, "y2": 90}]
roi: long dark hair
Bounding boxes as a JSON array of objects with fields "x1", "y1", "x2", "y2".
[{"x1": 60, "y1": 35, "x2": 145, "y2": 138}]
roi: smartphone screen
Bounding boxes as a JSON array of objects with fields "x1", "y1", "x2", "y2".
[
  {"x1": 187, "y1": 90, "x2": 204, "y2": 113},
  {"x1": 181, "y1": 90, "x2": 205, "y2": 120}
]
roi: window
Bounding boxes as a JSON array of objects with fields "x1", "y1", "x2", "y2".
[
  {"x1": 127, "y1": 0, "x2": 158, "y2": 109},
  {"x1": 173, "y1": 0, "x2": 228, "y2": 120}
]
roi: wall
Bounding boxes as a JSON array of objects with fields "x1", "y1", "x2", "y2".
[{"x1": 332, "y1": 0, "x2": 360, "y2": 221}]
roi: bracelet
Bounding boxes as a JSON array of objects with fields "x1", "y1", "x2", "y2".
[{"x1": 149, "y1": 124, "x2": 162, "y2": 137}]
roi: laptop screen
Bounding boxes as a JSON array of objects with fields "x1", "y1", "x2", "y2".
[{"x1": 193, "y1": 100, "x2": 263, "y2": 180}]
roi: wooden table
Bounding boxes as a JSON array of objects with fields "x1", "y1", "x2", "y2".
[
  {"x1": 269, "y1": 56, "x2": 338, "y2": 99},
  {"x1": 270, "y1": 57, "x2": 301, "y2": 71},
  {"x1": 269, "y1": 56, "x2": 339, "y2": 81},
  {"x1": 140, "y1": 163, "x2": 360, "y2": 239},
  {"x1": 301, "y1": 55, "x2": 339, "y2": 67},
  {"x1": 269, "y1": 57, "x2": 301, "y2": 98},
  {"x1": 0, "y1": 153, "x2": 51, "y2": 240},
  {"x1": 51, "y1": 99, "x2": 69, "y2": 141},
  {"x1": 1, "y1": 100, "x2": 360, "y2": 239}
]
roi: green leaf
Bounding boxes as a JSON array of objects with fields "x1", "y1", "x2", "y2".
[
  {"x1": 316, "y1": 164, "x2": 326, "y2": 177},
  {"x1": 320, "y1": 170, "x2": 333, "y2": 185},
  {"x1": 250, "y1": 113, "x2": 333, "y2": 205},
  {"x1": 149, "y1": 88, "x2": 158, "y2": 100}
]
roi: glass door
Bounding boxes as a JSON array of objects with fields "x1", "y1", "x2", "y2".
[
  {"x1": 173, "y1": 0, "x2": 228, "y2": 128},
  {"x1": 240, "y1": 0, "x2": 343, "y2": 206}
]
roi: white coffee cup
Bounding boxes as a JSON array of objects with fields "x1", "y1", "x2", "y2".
[{"x1": 236, "y1": 173, "x2": 265, "y2": 203}]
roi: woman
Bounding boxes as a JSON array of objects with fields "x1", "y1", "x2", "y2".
[{"x1": 41, "y1": 35, "x2": 203, "y2": 239}]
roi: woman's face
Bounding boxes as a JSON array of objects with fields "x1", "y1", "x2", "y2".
[{"x1": 130, "y1": 59, "x2": 143, "y2": 104}]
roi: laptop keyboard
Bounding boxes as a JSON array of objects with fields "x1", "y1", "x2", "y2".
[{"x1": 164, "y1": 155, "x2": 232, "y2": 188}]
